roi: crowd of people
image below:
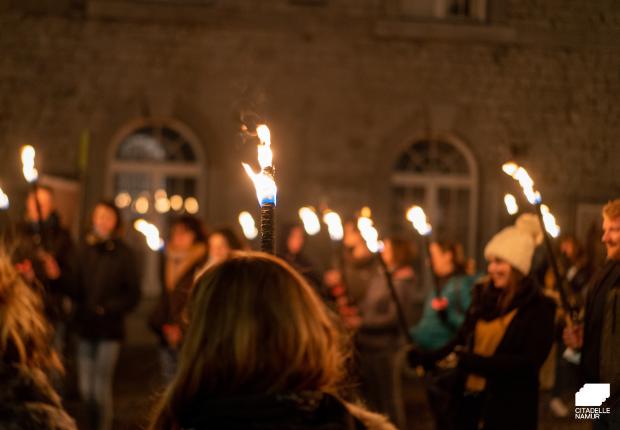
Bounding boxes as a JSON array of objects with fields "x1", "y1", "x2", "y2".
[{"x1": 0, "y1": 185, "x2": 618, "y2": 430}]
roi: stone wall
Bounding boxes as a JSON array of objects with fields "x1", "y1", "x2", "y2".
[{"x1": 0, "y1": 0, "x2": 618, "y2": 260}]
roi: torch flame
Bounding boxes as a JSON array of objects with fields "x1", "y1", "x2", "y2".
[
  {"x1": 502, "y1": 162, "x2": 542, "y2": 205},
  {"x1": 357, "y1": 209, "x2": 381, "y2": 253},
  {"x1": 242, "y1": 163, "x2": 277, "y2": 206},
  {"x1": 406, "y1": 205, "x2": 432, "y2": 236},
  {"x1": 0, "y1": 187, "x2": 8, "y2": 210},
  {"x1": 21, "y1": 145, "x2": 39, "y2": 183},
  {"x1": 133, "y1": 219, "x2": 164, "y2": 251},
  {"x1": 238, "y1": 211, "x2": 258, "y2": 240},
  {"x1": 299, "y1": 206, "x2": 321, "y2": 236},
  {"x1": 322, "y1": 210, "x2": 344, "y2": 241},
  {"x1": 504, "y1": 194, "x2": 519, "y2": 215},
  {"x1": 540, "y1": 205, "x2": 561, "y2": 238},
  {"x1": 502, "y1": 162, "x2": 518, "y2": 177},
  {"x1": 256, "y1": 124, "x2": 273, "y2": 170}
]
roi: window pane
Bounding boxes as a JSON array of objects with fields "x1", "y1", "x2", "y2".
[
  {"x1": 395, "y1": 140, "x2": 469, "y2": 175},
  {"x1": 116, "y1": 126, "x2": 197, "y2": 162}
]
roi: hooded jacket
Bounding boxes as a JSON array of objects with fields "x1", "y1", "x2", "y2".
[{"x1": 0, "y1": 363, "x2": 76, "y2": 430}]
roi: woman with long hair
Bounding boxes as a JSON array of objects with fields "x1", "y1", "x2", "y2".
[
  {"x1": 74, "y1": 200, "x2": 141, "y2": 430},
  {"x1": 0, "y1": 251, "x2": 76, "y2": 429},
  {"x1": 408, "y1": 221, "x2": 556, "y2": 430},
  {"x1": 148, "y1": 252, "x2": 396, "y2": 430}
]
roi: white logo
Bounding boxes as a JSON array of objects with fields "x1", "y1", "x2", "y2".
[
  {"x1": 574, "y1": 384, "x2": 612, "y2": 420},
  {"x1": 575, "y1": 383, "x2": 610, "y2": 407}
]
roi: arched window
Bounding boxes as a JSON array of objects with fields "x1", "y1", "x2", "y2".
[
  {"x1": 392, "y1": 137, "x2": 478, "y2": 287},
  {"x1": 107, "y1": 119, "x2": 206, "y2": 296}
]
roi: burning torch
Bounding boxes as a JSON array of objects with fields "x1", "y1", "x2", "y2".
[
  {"x1": 504, "y1": 193, "x2": 519, "y2": 216},
  {"x1": 242, "y1": 124, "x2": 277, "y2": 254},
  {"x1": 238, "y1": 211, "x2": 259, "y2": 241},
  {"x1": 358, "y1": 207, "x2": 413, "y2": 343},
  {"x1": 406, "y1": 205, "x2": 447, "y2": 313},
  {"x1": 299, "y1": 206, "x2": 321, "y2": 236},
  {"x1": 502, "y1": 162, "x2": 579, "y2": 357},
  {"x1": 133, "y1": 219, "x2": 164, "y2": 251},
  {"x1": 0, "y1": 186, "x2": 12, "y2": 245},
  {"x1": 502, "y1": 162, "x2": 567, "y2": 301},
  {"x1": 21, "y1": 145, "x2": 47, "y2": 248}
]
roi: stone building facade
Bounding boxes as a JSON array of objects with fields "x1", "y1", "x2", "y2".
[{"x1": 0, "y1": 0, "x2": 618, "y2": 267}]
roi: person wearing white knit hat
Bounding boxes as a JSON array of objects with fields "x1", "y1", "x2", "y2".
[
  {"x1": 484, "y1": 222, "x2": 538, "y2": 277},
  {"x1": 408, "y1": 217, "x2": 556, "y2": 430}
]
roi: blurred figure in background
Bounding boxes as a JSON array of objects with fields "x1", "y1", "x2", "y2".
[
  {"x1": 559, "y1": 235, "x2": 593, "y2": 302},
  {"x1": 411, "y1": 240, "x2": 477, "y2": 351},
  {"x1": 409, "y1": 239, "x2": 478, "y2": 430},
  {"x1": 277, "y1": 223, "x2": 324, "y2": 298},
  {"x1": 74, "y1": 201, "x2": 141, "y2": 430},
  {"x1": 13, "y1": 186, "x2": 77, "y2": 394},
  {"x1": 148, "y1": 253, "x2": 396, "y2": 430},
  {"x1": 149, "y1": 215, "x2": 207, "y2": 382},
  {"x1": 549, "y1": 234, "x2": 592, "y2": 417},
  {"x1": 205, "y1": 226, "x2": 245, "y2": 267},
  {"x1": 409, "y1": 221, "x2": 555, "y2": 430},
  {"x1": 0, "y1": 252, "x2": 76, "y2": 429},
  {"x1": 325, "y1": 221, "x2": 408, "y2": 429}
]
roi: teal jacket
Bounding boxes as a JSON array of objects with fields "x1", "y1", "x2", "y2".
[{"x1": 410, "y1": 274, "x2": 479, "y2": 351}]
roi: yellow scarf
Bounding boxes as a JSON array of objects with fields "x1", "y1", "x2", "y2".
[{"x1": 466, "y1": 308, "x2": 518, "y2": 392}]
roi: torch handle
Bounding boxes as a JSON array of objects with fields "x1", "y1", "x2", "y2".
[
  {"x1": 31, "y1": 183, "x2": 48, "y2": 251},
  {"x1": 534, "y1": 204, "x2": 575, "y2": 321},
  {"x1": 423, "y1": 236, "x2": 441, "y2": 298},
  {"x1": 260, "y1": 203, "x2": 275, "y2": 254},
  {"x1": 377, "y1": 255, "x2": 414, "y2": 344}
]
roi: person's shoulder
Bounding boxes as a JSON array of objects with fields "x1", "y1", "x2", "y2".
[
  {"x1": 344, "y1": 402, "x2": 398, "y2": 430},
  {"x1": 529, "y1": 285, "x2": 557, "y2": 314}
]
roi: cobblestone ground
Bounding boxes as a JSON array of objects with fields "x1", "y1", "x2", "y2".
[{"x1": 67, "y1": 300, "x2": 590, "y2": 430}]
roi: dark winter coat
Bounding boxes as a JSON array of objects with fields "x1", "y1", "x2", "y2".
[
  {"x1": 177, "y1": 391, "x2": 396, "y2": 430},
  {"x1": 582, "y1": 259, "x2": 620, "y2": 403},
  {"x1": 0, "y1": 363, "x2": 76, "y2": 430},
  {"x1": 74, "y1": 235, "x2": 141, "y2": 340},
  {"x1": 420, "y1": 277, "x2": 556, "y2": 430},
  {"x1": 14, "y1": 212, "x2": 77, "y2": 322}
]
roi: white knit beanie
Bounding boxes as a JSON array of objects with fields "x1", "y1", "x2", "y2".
[
  {"x1": 515, "y1": 213, "x2": 544, "y2": 246},
  {"x1": 484, "y1": 218, "x2": 538, "y2": 275}
]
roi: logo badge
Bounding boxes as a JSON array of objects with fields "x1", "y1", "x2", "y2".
[{"x1": 574, "y1": 384, "x2": 612, "y2": 420}]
